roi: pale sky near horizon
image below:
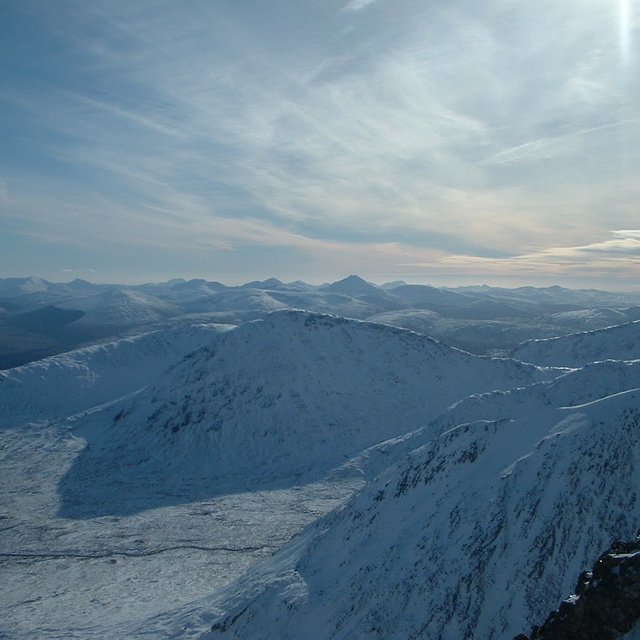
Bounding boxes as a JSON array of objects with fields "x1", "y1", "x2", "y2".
[{"x1": 1, "y1": 0, "x2": 639, "y2": 289}]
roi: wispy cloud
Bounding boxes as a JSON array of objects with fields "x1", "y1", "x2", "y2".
[
  {"x1": 612, "y1": 229, "x2": 640, "y2": 240},
  {"x1": 2, "y1": 0, "x2": 639, "y2": 286},
  {"x1": 482, "y1": 121, "x2": 639, "y2": 166},
  {"x1": 342, "y1": 0, "x2": 377, "y2": 12},
  {"x1": 402, "y1": 230, "x2": 640, "y2": 289}
]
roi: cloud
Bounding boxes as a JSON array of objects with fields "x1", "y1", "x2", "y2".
[
  {"x1": 402, "y1": 231, "x2": 640, "y2": 288},
  {"x1": 342, "y1": 0, "x2": 377, "y2": 12},
  {"x1": 573, "y1": 235, "x2": 640, "y2": 256},
  {"x1": 481, "y1": 121, "x2": 639, "y2": 166},
  {"x1": 2, "y1": 0, "x2": 640, "y2": 287},
  {"x1": 612, "y1": 229, "x2": 640, "y2": 240}
]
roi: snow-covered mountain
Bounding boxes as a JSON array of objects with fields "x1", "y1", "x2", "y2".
[
  {"x1": 111, "y1": 316, "x2": 640, "y2": 640},
  {"x1": 0, "y1": 323, "x2": 231, "y2": 424},
  {"x1": 321, "y1": 274, "x2": 383, "y2": 296},
  {"x1": 4, "y1": 279, "x2": 640, "y2": 640},
  {"x1": 196, "y1": 381, "x2": 640, "y2": 640},
  {"x1": 137, "y1": 278, "x2": 227, "y2": 302},
  {"x1": 54, "y1": 311, "x2": 551, "y2": 519},
  {"x1": 181, "y1": 286, "x2": 290, "y2": 318},
  {"x1": 512, "y1": 320, "x2": 640, "y2": 367},
  {"x1": 0, "y1": 277, "x2": 111, "y2": 308},
  {"x1": 57, "y1": 288, "x2": 183, "y2": 328},
  {"x1": 3, "y1": 275, "x2": 640, "y2": 368}
]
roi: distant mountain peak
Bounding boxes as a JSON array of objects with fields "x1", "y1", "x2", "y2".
[
  {"x1": 20, "y1": 276, "x2": 50, "y2": 293},
  {"x1": 323, "y1": 275, "x2": 380, "y2": 295},
  {"x1": 241, "y1": 277, "x2": 284, "y2": 290},
  {"x1": 380, "y1": 280, "x2": 407, "y2": 290}
]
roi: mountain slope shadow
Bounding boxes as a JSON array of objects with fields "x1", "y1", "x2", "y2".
[
  {"x1": 56, "y1": 424, "x2": 334, "y2": 519},
  {"x1": 56, "y1": 310, "x2": 549, "y2": 518}
]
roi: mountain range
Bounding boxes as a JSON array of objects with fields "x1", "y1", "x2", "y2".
[
  {"x1": 3, "y1": 274, "x2": 640, "y2": 369},
  {"x1": 1, "y1": 275, "x2": 640, "y2": 639}
]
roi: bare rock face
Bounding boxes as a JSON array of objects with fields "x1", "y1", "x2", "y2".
[{"x1": 516, "y1": 537, "x2": 640, "y2": 640}]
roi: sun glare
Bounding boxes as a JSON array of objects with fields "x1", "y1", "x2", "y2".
[{"x1": 620, "y1": 0, "x2": 632, "y2": 65}]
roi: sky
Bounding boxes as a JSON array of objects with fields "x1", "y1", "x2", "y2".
[{"x1": 1, "y1": 0, "x2": 639, "y2": 289}]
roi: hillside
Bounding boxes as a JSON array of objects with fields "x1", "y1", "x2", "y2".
[
  {"x1": 512, "y1": 320, "x2": 640, "y2": 367},
  {"x1": 0, "y1": 322, "x2": 230, "y2": 424},
  {"x1": 3, "y1": 288, "x2": 640, "y2": 640},
  {"x1": 199, "y1": 387, "x2": 640, "y2": 640},
  {"x1": 55, "y1": 311, "x2": 550, "y2": 518}
]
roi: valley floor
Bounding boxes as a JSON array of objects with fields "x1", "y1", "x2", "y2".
[{"x1": 0, "y1": 420, "x2": 362, "y2": 639}]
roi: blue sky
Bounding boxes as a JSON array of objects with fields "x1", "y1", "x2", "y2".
[{"x1": 1, "y1": 0, "x2": 639, "y2": 288}]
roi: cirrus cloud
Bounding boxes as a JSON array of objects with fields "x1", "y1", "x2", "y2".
[{"x1": 1, "y1": 0, "x2": 639, "y2": 287}]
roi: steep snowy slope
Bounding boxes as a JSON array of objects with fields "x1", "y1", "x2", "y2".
[
  {"x1": 198, "y1": 387, "x2": 640, "y2": 640},
  {"x1": 60, "y1": 311, "x2": 552, "y2": 509},
  {"x1": 433, "y1": 359, "x2": 640, "y2": 435},
  {"x1": 367, "y1": 308, "x2": 578, "y2": 356},
  {"x1": 338, "y1": 357, "x2": 640, "y2": 485},
  {"x1": 0, "y1": 323, "x2": 230, "y2": 424},
  {"x1": 540, "y1": 307, "x2": 632, "y2": 330},
  {"x1": 512, "y1": 320, "x2": 640, "y2": 367}
]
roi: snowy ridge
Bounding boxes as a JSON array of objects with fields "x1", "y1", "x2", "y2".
[
  {"x1": 512, "y1": 320, "x2": 640, "y2": 367},
  {"x1": 200, "y1": 388, "x2": 640, "y2": 640},
  {"x1": 58, "y1": 288, "x2": 183, "y2": 327},
  {"x1": 0, "y1": 323, "x2": 229, "y2": 424},
  {"x1": 70, "y1": 311, "x2": 552, "y2": 487},
  {"x1": 4, "y1": 301, "x2": 640, "y2": 640},
  {"x1": 4, "y1": 276, "x2": 640, "y2": 369},
  {"x1": 338, "y1": 358, "x2": 640, "y2": 484},
  {"x1": 432, "y1": 359, "x2": 640, "y2": 435}
]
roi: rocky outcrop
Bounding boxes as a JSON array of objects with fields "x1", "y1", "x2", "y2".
[{"x1": 516, "y1": 537, "x2": 640, "y2": 640}]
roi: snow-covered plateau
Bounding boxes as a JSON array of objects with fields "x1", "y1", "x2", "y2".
[{"x1": 1, "y1": 293, "x2": 640, "y2": 639}]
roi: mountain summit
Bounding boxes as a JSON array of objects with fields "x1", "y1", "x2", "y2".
[
  {"x1": 322, "y1": 275, "x2": 381, "y2": 295},
  {"x1": 55, "y1": 310, "x2": 549, "y2": 518}
]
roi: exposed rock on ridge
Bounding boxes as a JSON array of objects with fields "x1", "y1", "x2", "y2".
[{"x1": 516, "y1": 537, "x2": 640, "y2": 640}]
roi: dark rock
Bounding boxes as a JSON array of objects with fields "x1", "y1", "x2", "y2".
[{"x1": 517, "y1": 537, "x2": 640, "y2": 640}]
